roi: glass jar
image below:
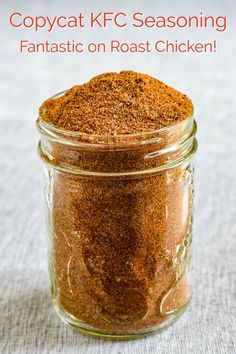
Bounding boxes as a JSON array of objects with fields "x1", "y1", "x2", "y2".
[{"x1": 37, "y1": 93, "x2": 197, "y2": 339}]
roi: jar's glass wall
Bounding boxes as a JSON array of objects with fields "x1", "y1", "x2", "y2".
[
  {"x1": 44, "y1": 162, "x2": 194, "y2": 337},
  {"x1": 38, "y1": 113, "x2": 197, "y2": 339}
]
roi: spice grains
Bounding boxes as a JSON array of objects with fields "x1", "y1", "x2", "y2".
[
  {"x1": 40, "y1": 71, "x2": 192, "y2": 134},
  {"x1": 39, "y1": 71, "x2": 195, "y2": 335}
]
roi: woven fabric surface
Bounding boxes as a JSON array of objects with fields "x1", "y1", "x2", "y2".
[{"x1": 0, "y1": 1, "x2": 236, "y2": 353}]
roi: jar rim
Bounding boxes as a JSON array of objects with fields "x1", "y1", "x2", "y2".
[{"x1": 37, "y1": 90, "x2": 197, "y2": 176}]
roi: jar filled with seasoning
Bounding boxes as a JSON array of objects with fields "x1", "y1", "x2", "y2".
[{"x1": 37, "y1": 71, "x2": 197, "y2": 339}]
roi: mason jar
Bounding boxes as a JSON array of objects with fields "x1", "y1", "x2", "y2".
[{"x1": 37, "y1": 93, "x2": 197, "y2": 339}]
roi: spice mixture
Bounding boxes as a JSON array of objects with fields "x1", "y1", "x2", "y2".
[
  {"x1": 39, "y1": 71, "x2": 192, "y2": 134},
  {"x1": 39, "y1": 71, "x2": 194, "y2": 335}
]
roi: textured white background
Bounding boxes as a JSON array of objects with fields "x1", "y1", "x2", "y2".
[{"x1": 1, "y1": 1, "x2": 236, "y2": 353}]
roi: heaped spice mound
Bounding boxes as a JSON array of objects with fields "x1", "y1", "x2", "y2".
[{"x1": 40, "y1": 71, "x2": 193, "y2": 135}]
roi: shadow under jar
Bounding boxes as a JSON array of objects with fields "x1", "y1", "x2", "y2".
[{"x1": 37, "y1": 98, "x2": 197, "y2": 339}]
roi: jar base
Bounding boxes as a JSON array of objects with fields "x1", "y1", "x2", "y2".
[{"x1": 52, "y1": 297, "x2": 190, "y2": 340}]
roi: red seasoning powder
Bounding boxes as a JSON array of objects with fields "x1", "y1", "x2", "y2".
[
  {"x1": 38, "y1": 71, "x2": 195, "y2": 337},
  {"x1": 40, "y1": 71, "x2": 192, "y2": 134}
]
